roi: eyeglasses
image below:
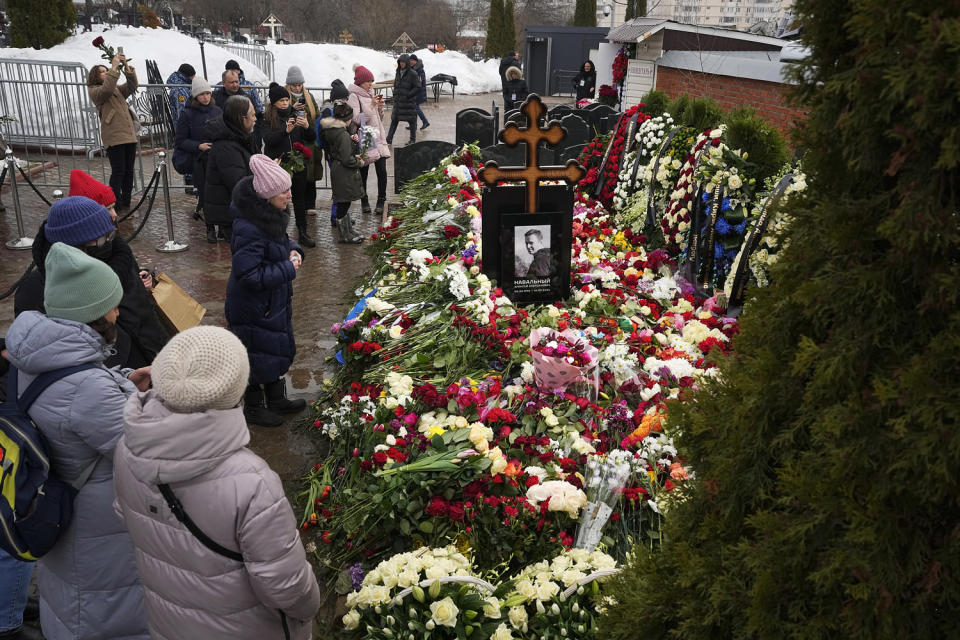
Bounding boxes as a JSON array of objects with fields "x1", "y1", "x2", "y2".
[{"x1": 85, "y1": 230, "x2": 116, "y2": 248}]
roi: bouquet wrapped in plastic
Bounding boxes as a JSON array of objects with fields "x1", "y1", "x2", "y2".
[
  {"x1": 529, "y1": 327, "x2": 599, "y2": 400},
  {"x1": 574, "y1": 456, "x2": 632, "y2": 550}
]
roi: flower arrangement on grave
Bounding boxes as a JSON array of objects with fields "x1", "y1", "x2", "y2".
[
  {"x1": 612, "y1": 47, "x2": 630, "y2": 86},
  {"x1": 660, "y1": 126, "x2": 724, "y2": 256},
  {"x1": 722, "y1": 162, "x2": 807, "y2": 297},
  {"x1": 597, "y1": 84, "x2": 618, "y2": 108},
  {"x1": 529, "y1": 328, "x2": 599, "y2": 397},
  {"x1": 300, "y1": 156, "x2": 734, "y2": 591},
  {"x1": 92, "y1": 36, "x2": 132, "y2": 71},
  {"x1": 689, "y1": 143, "x2": 759, "y2": 290},
  {"x1": 612, "y1": 113, "x2": 675, "y2": 215}
]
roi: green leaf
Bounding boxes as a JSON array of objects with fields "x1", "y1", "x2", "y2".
[{"x1": 419, "y1": 520, "x2": 434, "y2": 534}]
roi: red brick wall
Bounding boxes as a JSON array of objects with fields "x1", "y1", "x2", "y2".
[{"x1": 654, "y1": 65, "x2": 806, "y2": 139}]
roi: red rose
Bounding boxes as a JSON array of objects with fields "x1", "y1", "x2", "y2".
[
  {"x1": 447, "y1": 502, "x2": 465, "y2": 521},
  {"x1": 425, "y1": 496, "x2": 448, "y2": 517},
  {"x1": 525, "y1": 475, "x2": 540, "y2": 488},
  {"x1": 92, "y1": 36, "x2": 105, "y2": 47},
  {"x1": 372, "y1": 452, "x2": 388, "y2": 466}
]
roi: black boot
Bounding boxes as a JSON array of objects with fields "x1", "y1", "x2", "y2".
[
  {"x1": 297, "y1": 226, "x2": 316, "y2": 248},
  {"x1": 206, "y1": 225, "x2": 217, "y2": 243},
  {"x1": 243, "y1": 385, "x2": 283, "y2": 427},
  {"x1": 264, "y1": 378, "x2": 307, "y2": 414},
  {"x1": 220, "y1": 225, "x2": 232, "y2": 242},
  {"x1": 361, "y1": 196, "x2": 372, "y2": 214},
  {"x1": 375, "y1": 198, "x2": 386, "y2": 215}
]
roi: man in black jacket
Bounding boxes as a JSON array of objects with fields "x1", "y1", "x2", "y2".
[{"x1": 385, "y1": 54, "x2": 420, "y2": 146}]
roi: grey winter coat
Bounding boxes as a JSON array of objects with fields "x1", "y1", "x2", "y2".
[
  {"x1": 113, "y1": 390, "x2": 321, "y2": 640},
  {"x1": 5, "y1": 311, "x2": 148, "y2": 640},
  {"x1": 321, "y1": 117, "x2": 364, "y2": 202}
]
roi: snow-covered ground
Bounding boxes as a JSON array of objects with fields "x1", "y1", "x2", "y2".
[{"x1": 2, "y1": 24, "x2": 502, "y2": 93}]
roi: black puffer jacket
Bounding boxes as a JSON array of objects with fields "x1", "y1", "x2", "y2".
[
  {"x1": 391, "y1": 55, "x2": 420, "y2": 122},
  {"x1": 14, "y1": 225, "x2": 169, "y2": 369},
  {"x1": 258, "y1": 105, "x2": 317, "y2": 162},
  {"x1": 204, "y1": 116, "x2": 253, "y2": 226},
  {"x1": 574, "y1": 61, "x2": 597, "y2": 101}
]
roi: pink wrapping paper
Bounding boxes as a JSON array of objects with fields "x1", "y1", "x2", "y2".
[{"x1": 529, "y1": 328, "x2": 600, "y2": 392}]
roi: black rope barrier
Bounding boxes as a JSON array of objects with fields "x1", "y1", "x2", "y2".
[
  {"x1": 116, "y1": 166, "x2": 162, "y2": 224},
  {"x1": 119, "y1": 169, "x2": 162, "y2": 243},
  {"x1": 0, "y1": 262, "x2": 35, "y2": 301},
  {"x1": 16, "y1": 165, "x2": 52, "y2": 206}
]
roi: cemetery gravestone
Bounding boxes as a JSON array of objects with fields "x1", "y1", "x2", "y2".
[
  {"x1": 478, "y1": 94, "x2": 586, "y2": 305},
  {"x1": 455, "y1": 109, "x2": 495, "y2": 148},
  {"x1": 393, "y1": 140, "x2": 456, "y2": 193}
]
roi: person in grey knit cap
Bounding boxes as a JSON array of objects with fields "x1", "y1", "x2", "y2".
[
  {"x1": 113, "y1": 326, "x2": 322, "y2": 640},
  {"x1": 284, "y1": 65, "x2": 324, "y2": 217}
]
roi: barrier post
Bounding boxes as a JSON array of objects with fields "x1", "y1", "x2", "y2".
[
  {"x1": 52, "y1": 189, "x2": 64, "y2": 201},
  {"x1": 4, "y1": 148, "x2": 33, "y2": 250},
  {"x1": 156, "y1": 152, "x2": 188, "y2": 253}
]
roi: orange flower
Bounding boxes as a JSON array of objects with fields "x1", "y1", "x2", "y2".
[
  {"x1": 503, "y1": 459, "x2": 523, "y2": 477},
  {"x1": 631, "y1": 410, "x2": 665, "y2": 441},
  {"x1": 669, "y1": 461, "x2": 689, "y2": 481}
]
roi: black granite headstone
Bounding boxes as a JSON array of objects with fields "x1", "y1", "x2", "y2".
[
  {"x1": 560, "y1": 143, "x2": 588, "y2": 164},
  {"x1": 480, "y1": 143, "x2": 526, "y2": 167},
  {"x1": 587, "y1": 105, "x2": 619, "y2": 132},
  {"x1": 455, "y1": 109, "x2": 495, "y2": 148},
  {"x1": 548, "y1": 104, "x2": 574, "y2": 120},
  {"x1": 559, "y1": 114, "x2": 591, "y2": 150},
  {"x1": 393, "y1": 140, "x2": 457, "y2": 194}
]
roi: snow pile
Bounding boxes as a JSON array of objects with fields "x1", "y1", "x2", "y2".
[{"x1": 2, "y1": 25, "x2": 502, "y2": 93}]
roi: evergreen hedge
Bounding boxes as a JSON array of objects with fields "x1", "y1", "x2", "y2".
[
  {"x1": 8, "y1": 0, "x2": 76, "y2": 49},
  {"x1": 600, "y1": 0, "x2": 960, "y2": 637},
  {"x1": 503, "y1": 0, "x2": 516, "y2": 55},
  {"x1": 722, "y1": 106, "x2": 788, "y2": 182},
  {"x1": 486, "y1": 0, "x2": 505, "y2": 59}
]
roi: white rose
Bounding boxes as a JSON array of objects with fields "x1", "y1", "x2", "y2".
[
  {"x1": 430, "y1": 596, "x2": 460, "y2": 628},
  {"x1": 728, "y1": 174, "x2": 743, "y2": 190},
  {"x1": 561, "y1": 569, "x2": 586, "y2": 587},
  {"x1": 342, "y1": 609, "x2": 361, "y2": 630},
  {"x1": 515, "y1": 579, "x2": 537, "y2": 600},
  {"x1": 484, "y1": 597, "x2": 503, "y2": 619},
  {"x1": 535, "y1": 580, "x2": 560, "y2": 601},
  {"x1": 492, "y1": 622, "x2": 515, "y2": 640},
  {"x1": 508, "y1": 606, "x2": 528, "y2": 631},
  {"x1": 388, "y1": 324, "x2": 404, "y2": 340}
]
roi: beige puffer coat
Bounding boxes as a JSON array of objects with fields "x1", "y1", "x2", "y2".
[
  {"x1": 113, "y1": 390, "x2": 321, "y2": 640},
  {"x1": 88, "y1": 66, "x2": 139, "y2": 149}
]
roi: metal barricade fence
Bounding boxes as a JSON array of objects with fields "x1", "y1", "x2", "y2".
[{"x1": 216, "y1": 41, "x2": 276, "y2": 82}]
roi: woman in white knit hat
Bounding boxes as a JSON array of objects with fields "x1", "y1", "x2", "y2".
[
  {"x1": 224, "y1": 154, "x2": 307, "y2": 427},
  {"x1": 113, "y1": 326, "x2": 322, "y2": 639}
]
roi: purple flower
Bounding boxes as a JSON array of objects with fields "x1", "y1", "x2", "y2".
[{"x1": 349, "y1": 562, "x2": 365, "y2": 591}]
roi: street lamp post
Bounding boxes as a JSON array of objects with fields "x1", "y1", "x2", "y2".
[{"x1": 198, "y1": 18, "x2": 208, "y2": 78}]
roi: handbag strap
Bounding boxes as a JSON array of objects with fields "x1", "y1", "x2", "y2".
[
  {"x1": 157, "y1": 483, "x2": 291, "y2": 639},
  {"x1": 158, "y1": 483, "x2": 243, "y2": 562}
]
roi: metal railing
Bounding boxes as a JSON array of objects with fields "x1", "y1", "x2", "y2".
[{"x1": 215, "y1": 41, "x2": 276, "y2": 82}]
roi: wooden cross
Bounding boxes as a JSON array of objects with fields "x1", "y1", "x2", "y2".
[
  {"x1": 261, "y1": 13, "x2": 283, "y2": 40},
  {"x1": 478, "y1": 94, "x2": 586, "y2": 213},
  {"x1": 392, "y1": 32, "x2": 417, "y2": 53}
]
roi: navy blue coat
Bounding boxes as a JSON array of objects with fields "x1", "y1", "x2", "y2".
[
  {"x1": 414, "y1": 62, "x2": 427, "y2": 104},
  {"x1": 224, "y1": 176, "x2": 303, "y2": 384},
  {"x1": 173, "y1": 100, "x2": 222, "y2": 175}
]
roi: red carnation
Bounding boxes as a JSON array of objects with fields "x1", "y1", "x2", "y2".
[
  {"x1": 447, "y1": 502, "x2": 465, "y2": 522},
  {"x1": 371, "y1": 452, "x2": 388, "y2": 466},
  {"x1": 443, "y1": 224, "x2": 462, "y2": 239}
]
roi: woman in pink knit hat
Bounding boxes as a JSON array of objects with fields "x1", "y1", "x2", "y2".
[
  {"x1": 347, "y1": 64, "x2": 390, "y2": 215},
  {"x1": 224, "y1": 154, "x2": 306, "y2": 428}
]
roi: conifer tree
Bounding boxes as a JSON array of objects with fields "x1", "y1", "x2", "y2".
[
  {"x1": 8, "y1": 0, "x2": 76, "y2": 49},
  {"x1": 599, "y1": 0, "x2": 960, "y2": 638},
  {"x1": 486, "y1": 0, "x2": 505, "y2": 58},
  {"x1": 625, "y1": 0, "x2": 647, "y2": 20},
  {"x1": 572, "y1": 0, "x2": 597, "y2": 27},
  {"x1": 503, "y1": 0, "x2": 516, "y2": 55}
]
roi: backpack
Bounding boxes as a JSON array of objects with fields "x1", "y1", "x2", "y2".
[
  {"x1": 314, "y1": 101, "x2": 335, "y2": 152},
  {"x1": 0, "y1": 364, "x2": 98, "y2": 561}
]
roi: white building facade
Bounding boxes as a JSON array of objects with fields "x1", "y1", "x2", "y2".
[{"x1": 596, "y1": 0, "x2": 794, "y2": 34}]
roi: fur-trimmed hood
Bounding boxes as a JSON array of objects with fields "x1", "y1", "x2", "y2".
[
  {"x1": 230, "y1": 176, "x2": 290, "y2": 240},
  {"x1": 319, "y1": 116, "x2": 347, "y2": 130}
]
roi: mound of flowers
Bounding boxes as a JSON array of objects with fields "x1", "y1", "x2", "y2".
[
  {"x1": 300, "y1": 144, "x2": 740, "y2": 610},
  {"x1": 341, "y1": 545, "x2": 619, "y2": 640}
]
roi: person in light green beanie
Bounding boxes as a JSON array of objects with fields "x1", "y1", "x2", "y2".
[
  {"x1": 4, "y1": 241, "x2": 152, "y2": 640},
  {"x1": 44, "y1": 241, "x2": 124, "y2": 324}
]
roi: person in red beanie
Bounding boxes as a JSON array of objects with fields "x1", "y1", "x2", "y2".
[{"x1": 68, "y1": 169, "x2": 118, "y2": 221}]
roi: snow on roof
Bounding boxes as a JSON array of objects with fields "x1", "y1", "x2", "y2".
[{"x1": 657, "y1": 49, "x2": 797, "y2": 84}]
